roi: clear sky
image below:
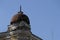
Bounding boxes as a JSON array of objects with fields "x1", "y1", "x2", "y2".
[{"x1": 0, "y1": 0, "x2": 60, "y2": 40}]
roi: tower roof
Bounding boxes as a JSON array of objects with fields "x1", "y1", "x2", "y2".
[{"x1": 10, "y1": 6, "x2": 30, "y2": 25}]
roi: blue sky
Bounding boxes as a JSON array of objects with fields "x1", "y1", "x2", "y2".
[{"x1": 0, "y1": 0, "x2": 60, "y2": 40}]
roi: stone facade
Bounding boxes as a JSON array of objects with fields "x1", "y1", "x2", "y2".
[{"x1": 0, "y1": 31, "x2": 42, "y2": 40}]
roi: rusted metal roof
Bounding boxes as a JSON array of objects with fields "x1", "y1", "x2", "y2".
[{"x1": 10, "y1": 12, "x2": 30, "y2": 25}]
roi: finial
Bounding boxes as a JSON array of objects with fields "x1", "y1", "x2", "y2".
[
  {"x1": 20, "y1": 5, "x2": 22, "y2": 12},
  {"x1": 18, "y1": 5, "x2": 23, "y2": 14}
]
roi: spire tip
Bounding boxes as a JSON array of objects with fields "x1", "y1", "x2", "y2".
[
  {"x1": 20, "y1": 5, "x2": 22, "y2": 12},
  {"x1": 18, "y1": 5, "x2": 23, "y2": 14}
]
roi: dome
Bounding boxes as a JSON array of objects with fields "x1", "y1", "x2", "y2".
[{"x1": 10, "y1": 11, "x2": 30, "y2": 25}]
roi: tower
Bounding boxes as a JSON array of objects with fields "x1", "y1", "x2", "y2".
[{"x1": 0, "y1": 6, "x2": 42, "y2": 40}]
